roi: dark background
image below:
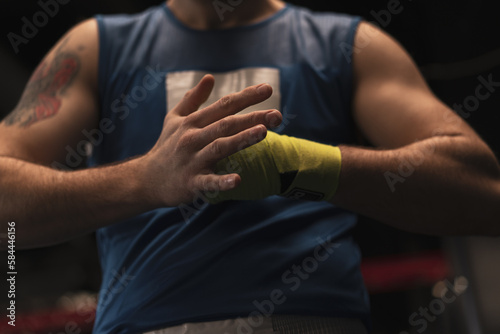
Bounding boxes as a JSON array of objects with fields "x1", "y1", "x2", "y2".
[{"x1": 1, "y1": 0, "x2": 499, "y2": 333}]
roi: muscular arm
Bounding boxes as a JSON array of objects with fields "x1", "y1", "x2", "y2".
[
  {"x1": 331, "y1": 22, "x2": 500, "y2": 235},
  {"x1": 0, "y1": 157, "x2": 152, "y2": 249},
  {"x1": 0, "y1": 20, "x2": 104, "y2": 249},
  {"x1": 0, "y1": 20, "x2": 281, "y2": 250}
]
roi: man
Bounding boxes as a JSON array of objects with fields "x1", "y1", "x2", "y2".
[{"x1": 1, "y1": 0, "x2": 499, "y2": 333}]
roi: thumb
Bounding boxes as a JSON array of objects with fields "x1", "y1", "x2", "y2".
[{"x1": 174, "y1": 74, "x2": 215, "y2": 116}]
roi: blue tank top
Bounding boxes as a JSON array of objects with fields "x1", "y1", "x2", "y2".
[{"x1": 91, "y1": 3, "x2": 368, "y2": 333}]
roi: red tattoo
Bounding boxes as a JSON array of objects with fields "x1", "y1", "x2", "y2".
[{"x1": 3, "y1": 38, "x2": 81, "y2": 127}]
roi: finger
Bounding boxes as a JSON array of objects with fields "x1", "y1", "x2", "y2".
[
  {"x1": 173, "y1": 74, "x2": 215, "y2": 116},
  {"x1": 187, "y1": 83, "x2": 273, "y2": 128},
  {"x1": 199, "y1": 109, "x2": 282, "y2": 148},
  {"x1": 197, "y1": 124, "x2": 268, "y2": 166},
  {"x1": 194, "y1": 173, "x2": 242, "y2": 196}
]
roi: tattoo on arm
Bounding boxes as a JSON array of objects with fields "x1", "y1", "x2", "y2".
[{"x1": 3, "y1": 37, "x2": 82, "y2": 128}]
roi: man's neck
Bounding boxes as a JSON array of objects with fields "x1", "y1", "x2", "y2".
[{"x1": 166, "y1": 0, "x2": 285, "y2": 30}]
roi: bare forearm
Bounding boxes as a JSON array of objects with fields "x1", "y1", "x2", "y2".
[
  {"x1": 0, "y1": 157, "x2": 154, "y2": 250},
  {"x1": 332, "y1": 135, "x2": 500, "y2": 235},
  {"x1": 0, "y1": 77, "x2": 280, "y2": 249}
]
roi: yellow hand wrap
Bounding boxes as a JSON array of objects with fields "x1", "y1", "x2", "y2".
[{"x1": 208, "y1": 131, "x2": 342, "y2": 203}]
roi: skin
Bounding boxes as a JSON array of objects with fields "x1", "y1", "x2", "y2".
[
  {"x1": 0, "y1": 0, "x2": 499, "y2": 250},
  {"x1": 0, "y1": 18, "x2": 281, "y2": 249},
  {"x1": 334, "y1": 22, "x2": 500, "y2": 235}
]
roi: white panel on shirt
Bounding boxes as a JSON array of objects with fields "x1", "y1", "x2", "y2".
[{"x1": 166, "y1": 68, "x2": 281, "y2": 115}]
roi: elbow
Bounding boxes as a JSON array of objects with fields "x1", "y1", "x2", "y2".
[{"x1": 475, "y1": 141, "x2": 500, "y2": 180}]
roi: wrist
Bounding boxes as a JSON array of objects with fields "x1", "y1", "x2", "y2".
[
  {"x1": 269, "y1": 133, "x2": 342, "y2": 201},
  {"x1": 210, "y1": 132, "x2": 342, "y2": 203},
  {"x1": 124, "y1": 155, "x2": 166, "y2": 209}
]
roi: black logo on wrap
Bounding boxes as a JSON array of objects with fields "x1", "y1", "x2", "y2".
[{"x1": 283, "y1": 188, "x2": 324, "y2": 201}]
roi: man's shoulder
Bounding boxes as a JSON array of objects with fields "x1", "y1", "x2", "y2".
[{"x1": 285, "y1": 3, "x2": 362, "y2": 53}]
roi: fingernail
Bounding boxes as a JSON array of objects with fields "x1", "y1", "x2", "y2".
[
  {"x1": 257, "y1": 83, "x2": 271, "y2": 95},
  {"x1": 266, "y1": 110, "x2": 282, "y2": 128},
  {"x1": 225, "y1": 176, "x2": 235, "y2": 188},
  {"x1": 253, "y1": 126, "x2": 267, "y2": 141}
]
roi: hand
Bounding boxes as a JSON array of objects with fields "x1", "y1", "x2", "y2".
[
  {"x1": 140, "y1": 74, "x2": 283, "y2": 207},
  {"x1": 210, "y1": 131, "x2": 342, "y2": 203}
]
